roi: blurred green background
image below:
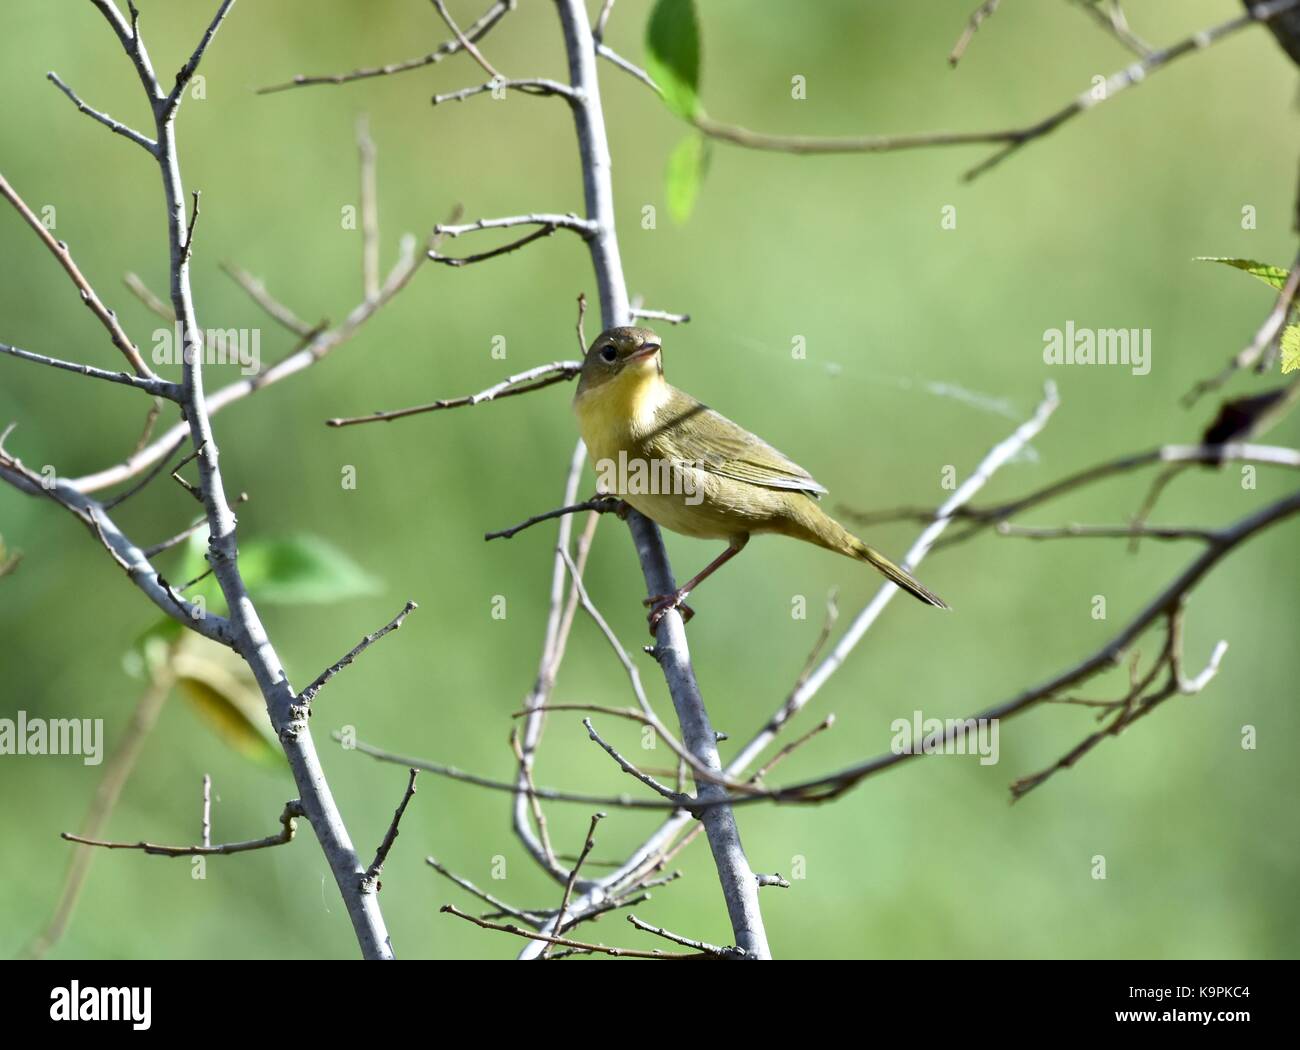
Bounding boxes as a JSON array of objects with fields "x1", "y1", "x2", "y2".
[{"x1": 2, "y1": 0, "x2": 1297, "y2": 960}]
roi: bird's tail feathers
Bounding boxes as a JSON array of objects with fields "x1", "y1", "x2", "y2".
[
  {"x1": 850, "y1": 540, "x2": 949, "y2": 610},
  {"x1": 790, "y1": 500, "x2": 950, "y2": 609}
]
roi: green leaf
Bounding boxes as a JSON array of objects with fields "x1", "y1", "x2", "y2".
[
  {"x1": 1282, "y1": 325, "x2": 1300, "y2": 374},
  {"x1": 125, "y1": 534, "x2": 378, "y2": 675},
  {"x1": 170, "y1": 532, "x2": 381, "y2": 608},
  {"x1": 237, "y1": 535, "x2": 382, "y2": 605},
  {"x1": 1194, "y1": 257, "x2": 1291, "y2": 291},
  {"x1": 646, "y1": 0, "x2": 701, "y2": 120},
  {"x1": 174, "y1": 647, "x2": 282, "y2": 766},
  {"x1": 664, "y1": 133, "x2": 710, "y2": 224}
]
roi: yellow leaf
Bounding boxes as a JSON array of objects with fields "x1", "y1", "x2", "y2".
[{"x1": 172, "y1": 647, "x2": 282, "y2": 765}]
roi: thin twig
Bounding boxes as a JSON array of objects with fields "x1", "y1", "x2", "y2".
[
  {"x1": 1127, "y1": 463, "x2": 1192, "y2": 553},
  {"x1": 219, "y1": 262, "x2": 318, "y2": 338},
  {"x1": 792, "y1": 588, "x2": 839, "y2": 693},
  {"x1": 1071, "y1": 0, "x2": 1154, "y2": 58},
  {"x1": 326, "y1": 362, "x2": 581, "y2": 427},
  {"x1": 357, "y1": 114, "x2": 380, "y2": 301},
  {"x1": 129, "y1": 397, "x2": 164, "y2": 458},
  {"x1": 750, "y1": 716, "x2": 835, "y2": 784},
  {"x1": 429, "y1": 222, "x2": 559, "y2": 266},
  {"x1": 593, "y1": 0, "x2": 617, "y2": 42},
  {"x1": 631, "y1": 306, "x2": 690, "y2": 325},
  {"x1": 62, "y1": 800, "x2": 303, "y2": 857},
  {"x1": 300, "y1": 601, "x2": 418, "y2": 705},
  {"x1": 0, "y1": 169, "x2": 158, "y2": 378},
  {"x1": 0, "y1": 342, "x2": 177, "y2": 398},
  {"x1": 626, "y1": 914, "x2": 745, "y2": 958},
  {"x1": 433, "y1": 77, "x2": 580, "y2": 105},
  {"x1": 995, "y1": 521, "x2": 1218, "y2": 543},
  {"x1": 163, "y1": 0, "x2": 237, "y2": 118},
  {"x1": 201, "y1": 774, "x2": 212, "y2": 848},
  {"x1": 257, "y1": 0, "x2": 516, "y2": 94},
  {"x1": 123, "y1": 272, "x2": 175, "y2": 321},
  {"x1": 426, "y1": 856, "x2": 549, "y2": 926},
  {"x1": 584, "y1": 720, "x2": 685, "y2": 801},
  {"x1": 949, "y1": 0, "x2": 1001, "y2": 68},
  {"x1": 440, "y1": 904, "x2": 703, "y2": 958},
  {"x1": 180, "y1": 190, "x2": 201, "y2": 265},
  {"x1": 596, "y1": 43, "x2": 662, "y2": 95},
  {"x1": 101, "y1": 437, "x2": 192, "y2": 511},
  {"x1": 512, "y1": 703, "x2": 656, "y2": 725},
  {"x1": 142, "y1": 513, "x2": 210, "y2": 558},
  {"x1": 575, "y1": 292, "x2": 589, "y2": 352},
  {"x1": 46, "y1": 71, "x2": 157, "y2": 152},
  {"x1": 544, "y1": 812, "x2": 604, "y2": 958},
  {"x1": 431, "y1": 0, "x2": 503, "y2": 80},
  {"x1": 435, "y1": 212, "x2": 596, "y2": 238},
  {"x1": 360, "y1": 769, "x2": 419, "y2": 892}
]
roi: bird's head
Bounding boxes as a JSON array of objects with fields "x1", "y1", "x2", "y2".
[{"x1": 575, "y1": 325, "x2": 663, "y2": 400}]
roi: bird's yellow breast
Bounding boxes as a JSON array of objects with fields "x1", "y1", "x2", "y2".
[
  {"x1": 574, "y1": 368, "x2": 745, "y2": 540},
  {"x1": 572, "y1": 365, "x2": 668, "y2": 464}
]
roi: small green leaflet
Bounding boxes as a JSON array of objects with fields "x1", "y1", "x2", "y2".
[
  {"x1": 1196, "y1": 258, "x2": 1300, "y2": 373},
  {"x1": 646, "y1": 0, "x2": 701, "y2": 120},
  {"x1": 665, "y1": 133, "x2": 711, "y2": 224},
  {"x1": 1194, "y1": 257, "x2": 1291, "y2": 291},
  {"x1": 172, "y1": 531, "x2": 382, "y2": 610},
  {"x1": 235, "y1": 534, "x2": 382, "y2": 605},
  {"x1": 1282, "y1": 325, "x2": 1300, "y2": 374}
]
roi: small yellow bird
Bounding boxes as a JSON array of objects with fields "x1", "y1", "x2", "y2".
[{"x1": 573, "y1": 326, "x2": 948, "y2": 631}]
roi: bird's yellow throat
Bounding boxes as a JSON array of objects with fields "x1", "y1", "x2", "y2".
[{"x1": 573, "y1": 355, "x2": 668, "y2": 458}]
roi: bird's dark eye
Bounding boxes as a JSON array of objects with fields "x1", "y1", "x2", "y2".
[{"x1": 600, "y1": 345, "x2": 618, "y2": 363}]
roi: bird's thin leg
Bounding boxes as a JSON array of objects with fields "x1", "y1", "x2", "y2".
[{"x1": 645, "y1": 535, "x2": 749, "y2": 633}]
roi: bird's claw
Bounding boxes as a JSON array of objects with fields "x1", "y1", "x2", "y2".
[{"x1": 644, "y1": 590, "x2": 694, "y2": 634}]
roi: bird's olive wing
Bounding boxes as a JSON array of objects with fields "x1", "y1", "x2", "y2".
[{"x1": 644, "y1": 393, "x2": 828, "y2": 496}]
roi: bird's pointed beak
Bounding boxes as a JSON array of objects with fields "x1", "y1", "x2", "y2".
[{"x1": 627, "y1": 342, "x2": 661, "y2": 362}]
